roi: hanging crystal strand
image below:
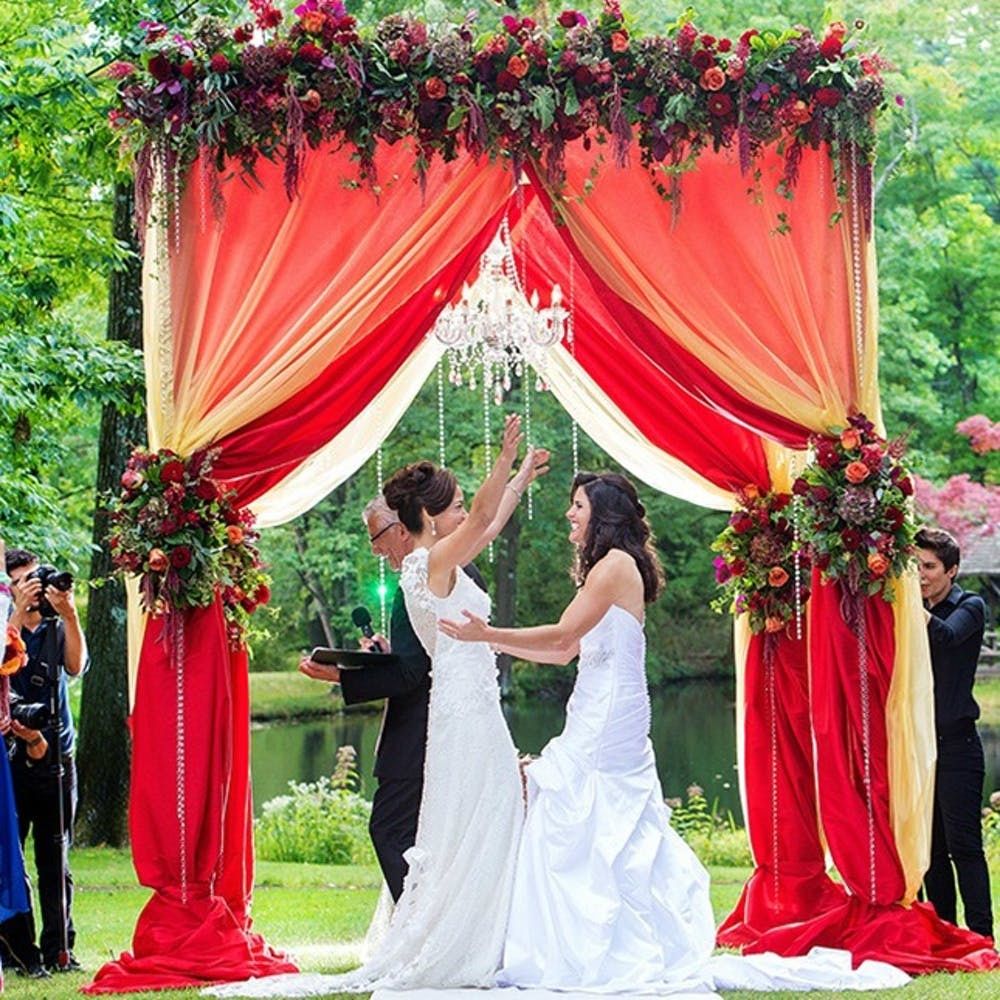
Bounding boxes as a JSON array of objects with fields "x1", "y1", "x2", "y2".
[
  {"x1": 767, "y1": 654, "x2": 779, "y2": 905},
  {"x1": 171, "y1": 151, "x2": 183, "y2": 258},
  {"x1": 524, "y1": 366, "x2": 534, "y2": 520},
  {"x1": 437, "y1": 357, "x2": 447, "y2": 468},
  {"x1": 849, "y1": 143, "x2": 866, "y2": 388},
  {"x1": 483, "y1": 362, "x2": 494, "y2": 563},
  {"x1": 568, "y1": 254, "x2": 580, "y2": 479},
  {"x1": 793, "y1": 496, "x2": 803, "y2": 640},
  {"x1": 376, "y1": 445, "x2": 387, "y2": 634},
  {"x1": 172, "y1": 616, "x2": 189, "y2": 906}
]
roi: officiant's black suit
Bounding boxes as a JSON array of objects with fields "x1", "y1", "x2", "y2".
[{"x1": 339, "y1": 562, "x2": 486, "y2": 900}]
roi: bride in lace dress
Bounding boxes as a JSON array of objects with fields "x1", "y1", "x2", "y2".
[
  {"x1": 440, "y1": 471, "x2": 719, "y2": 991},
  {"x1": 209, "y1": 417, "x2": 548, "y2": 998}
]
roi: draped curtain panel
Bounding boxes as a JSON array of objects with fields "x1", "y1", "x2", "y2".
[{"x1": 95, "y1": 133, "x2": 992, "y2": 991}]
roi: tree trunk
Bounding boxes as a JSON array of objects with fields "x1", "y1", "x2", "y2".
[
  {"x1": 76, "y1": 180, "x2": 145, "y2": 846},
  {"x1": 494, "y1": 513, "x2": 520, "y2": 696}
]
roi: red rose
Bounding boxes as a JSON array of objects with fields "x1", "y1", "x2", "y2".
[
  {"x1": 297, "y1": 42, "x2": 325, "y2": 64},
  {"x1": 814, "y1": 86, "x2": 842, "y2": 108},
  {"x1": 497, "y1": 69, "x2": 519, "y2": 92},
  {"x1": 678, "y1": 23, "x2": 698, "y2": 52},
  {"x1": 718, "y1": 38, "x2": 732, "y2": 52},
  {"x1": 707, "y1": 92, "x2": 734, "y2": 117},
  {"x1": 730, "y1": 512, "x2": 753, "y2": 534},
  {"x1": 240, "y1": 596, "x2": 258, "y2": 613},
  {"x1": 234, "y1": 24, "x2": 254, "y2": 43},
  {"x1": 179, "y1": 60, "x2": 197, "y2": 79},
  {"x1": 160, "y1": 460, "x2": 185, "y2": 483},
  {"x1": 209, "y1": 53, "x2": 230, "y2": 74},
  {"x1": 897, "y1": 475, "x2": 914, "y2": 496},
  {"x1": 147, "y1": 54, "x2": 174, "y2": 82},
  {"x1": 771, "y1": 493, "x2": 792, "y2": 511},
  {"x1": 819, "y1": 35, "x2": 843, "y2": 59},
  {"x1": 730, "y1": 559, "x2": 747, "y2": 576},
  {"x1": 860, "y1": 443, "x2": 883, "y2": 470},
  {"x1": 700, "y1": 34, "x2": 716, "y2": 47},
  {"x1": 841, "y1": 528, "x2": 862, "y2": 551},
  {"x1": 700, "y1": 66, "x2": 726, "y2": 91},
  {"x1": 792, "y1": 477, "x2": 810, "y2": 496},
  {"x1": 816, "y1": 441, "x2": 839, "y2": 469},
  {"x1": 170, "y1": 546, "x2": 192, "y2": 569},
  {"x1": 691, "y1": 49, "x2": 714, "y2": 71},
  {"x1": 814, "y1": 552, "x2": 831, "y2": 571},
  {"x1": 424, "y1": 76, "x2": 447, "y2": 99},
  {"x1": 573, "y1": 65, "x2": 593, "y2": 86},
  {"x1": 828, "y1": 21, "x2": 848, "y2": 40},
  {"x1": 885, "y1": 506, "x2": 905, "y2": 530},
  {"x1": 253, "y1": 584, "x2": 272, "y2": 606},
  {"x1": 195, "y1": 478, "x2": 218, "y2": 501},
  {"x1": 558, "y1": 11, "x2": 581, "y2": 28},
  {"x1": 810, "y1": 484, "x2": 832, "y2": 502}
]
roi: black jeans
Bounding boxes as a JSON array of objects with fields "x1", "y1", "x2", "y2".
[
  {"x1": 369, "y1": 778, "x2": 422, "y2": 902},
  {"x1": 0, "y1": 753, "x2": 76, "y2": 968},
  {"x1": 923, "y1": 723, "x2": 993, "y2": 939}
]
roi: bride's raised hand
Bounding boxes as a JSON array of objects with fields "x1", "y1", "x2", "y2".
[
  {"x1": 512, "y1": 447, "x2": 551, "y2": 491},
  {"x1": 439, "y1": 610, "x2": 490, "y2": 643},
  {"x1": 498, "y1": 413, "x2": 523, "y2": 468}
]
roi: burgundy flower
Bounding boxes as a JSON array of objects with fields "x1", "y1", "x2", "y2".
[
  {"x1": 558, "y1": 11, "x2": 583, "y2": 29},
  {"x1": 814, "y1": 86, "x2": 842, "y2": 108},
  {"x1": 810, "y1": 485, "x2": 832, "y2": 502},
  {"x1": 147, "y1": 53, "x2": 174, "y2": 82},
  {"x1": 897, "y1": 475, "x2": 914, "y2": 496},
  {"x1": 792, "y1": 477, "x2": 810, "y2": 496},
  {"x1": 209, "y1": 53, "x2": 231, "y2": 74},
  {"x1": 297, "y1": 42, "x2": 325, "y2": 64},
  {"x1": 424, "y1": 75, "x2": 447, "y2": 99},
  {"x1": 179, "y1": 60, "x2": 197, "y2": 79},
  {"x1": 707, "y1": 92, "x2": 733, "y2": 117},
  {"x1": 160, "y1": 460, "x2": 185, "y2": 484},
  {"x1": 234, "y1": 23, "x2": 254, "y2": 43},
  {"x1": 730, "y1": 511, "x2": 753, "y2": 534},
  {"x1": 718, "y1": 38, "x2": 732, "y2": 53},
  {"x1": 691, "y1": 49, "x2": 714, "y2": 71},
  {"x1": 170, "y1": 546, "x2": 192, "y2": 569},
  {"x1": 496, "y1": 69, "x2": 518, "y2": 92},
  {"x1": 819, "y1": 35, "x2": 843, "y2": 59},
  {"x1": 841, "y1": 527, "x2": 862, "y2": 551}
]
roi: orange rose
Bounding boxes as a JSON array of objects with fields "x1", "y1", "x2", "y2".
[
  {"x1": 768, "y1": 566, "x2": 790, "y2": 588},
  {"x1": 700, "y1": 66, "x2": 726, "y2": 91},
  {"x1": 301, "y1": 89, "x2": 321, "y2": 112},
  {"x1": 506, "y1": 54, "x2": 529, "y2": 79},
  {"x1": 742, "y1": 483, "x2": 760, "y2": 500},
  {"x1": 424, "y1": 75, "x2": 447, "y2": 100},
  {"x1": 301, "y1": 10, "x2": 326, "y2": 34},
  {"x1": 827, "y1": 20, "x2": 848, "y2": 40},
  {"x1": 764, "y1": 616, "x2": 785, "y2": 633},
  {"x1": 226, "y1": 524, "x2": 245, "y2": 545},
  {"x1": 845, "y1": 460, "x2": 871, "y2": 484},
  {"x1": 611, "y1": 31, "x2": 629, "y2": 53},
  {"x1": 148, "y1": 548, "x2": 168, "y2": 572},
  {"x1": 867, "y1": 552, "x2": 890, "y2": 577},
  {"x1": 788, "y1": 99, "x2": 811, "y2": 124},
  {"x1": 840, "y1": 428, "x2": 861, "y2": 450}
]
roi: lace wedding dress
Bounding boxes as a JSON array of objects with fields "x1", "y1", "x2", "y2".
[{"x1": 207, "y1": 548, "x2": 523, "y2": 997}]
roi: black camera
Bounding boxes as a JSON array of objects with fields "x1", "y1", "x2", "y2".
[
  {"x1": 10, "y1": 699, "x2": 51, "y2": 731},
  {"x1": 26, "y1": 564, "x2": 73, "y2": 619}
]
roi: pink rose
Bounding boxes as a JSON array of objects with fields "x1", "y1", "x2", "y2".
[{"x1": 700, "y1": 66, "x2": 726, "y2": 91}]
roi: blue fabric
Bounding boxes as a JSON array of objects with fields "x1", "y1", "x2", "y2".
[{"x1": 0, "y1": 751, "x2": 28, "y2": 921}]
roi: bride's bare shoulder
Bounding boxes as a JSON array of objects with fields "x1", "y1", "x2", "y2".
[{"x1": 588, "y1": 548, "x2": 641, "y2": 583}]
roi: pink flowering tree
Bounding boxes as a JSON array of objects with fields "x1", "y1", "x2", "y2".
[{"x1": 915, "y1": 415, "x2": 1000, "y2": 548}]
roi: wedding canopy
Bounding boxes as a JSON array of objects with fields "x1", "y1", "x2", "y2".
[{"x1": 85, "y1": 5, "x2": 997, "y2": 993}]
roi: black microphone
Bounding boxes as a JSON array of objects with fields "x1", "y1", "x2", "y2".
[{"x1": 351, "y1": 606, "x2": 385, "y2": 652}]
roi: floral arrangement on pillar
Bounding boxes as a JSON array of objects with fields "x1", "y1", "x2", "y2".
[
  {"x1": 711, "y1": 484, "x2": 808, "y2": 658},
  {"x1": 793, "y1": 412, "x2": 915, "y2": 626},
  {"x1": 106, "y1": 0, "x2": 889, "y2": 218},
  {"x1": 107, "y1": 447, "x2": 271, "y2": 647}
]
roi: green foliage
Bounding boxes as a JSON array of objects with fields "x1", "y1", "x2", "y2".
[
  {"x1": 668, "y1": 783, "x2": 752, "y2": 866},
  {"x1": 255, "y1": 747, "x2": 376, "y2": 866}
]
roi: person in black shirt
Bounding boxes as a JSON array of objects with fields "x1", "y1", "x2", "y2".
[
  {"x1": 0, "y1": 548, "x2": 87, "y2": 976},
  {"x1": 917, "y1": 527, "x2": 993, "y2": 940}
]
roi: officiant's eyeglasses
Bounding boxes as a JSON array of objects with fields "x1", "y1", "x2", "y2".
[{"x1": 369, "y1": 522, "x2": 400, "y2": 545}]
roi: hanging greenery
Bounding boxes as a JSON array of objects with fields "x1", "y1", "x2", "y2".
[{"x1": 108, "y1": 1, "x2": 889, "y2": 208}]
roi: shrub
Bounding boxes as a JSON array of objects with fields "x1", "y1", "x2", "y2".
[
  {"x1": 668, "y1": 783, "x2": 753, "y2": 867},
  {"x1": 255, "y1": 746, "x2": 376, "y2": 865}
]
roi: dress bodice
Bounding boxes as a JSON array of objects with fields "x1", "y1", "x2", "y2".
[
  {"x1": 560, "y1": 604, "x2": 652, "y2": 772},
  {"x1": 400, "y1": 547, "x2": 498, "y2": 716}
]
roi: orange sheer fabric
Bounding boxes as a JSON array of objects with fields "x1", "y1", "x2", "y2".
[
  {"x1": 537, "y1": 143, "x2": 879, "y2": 435},
  {"x1": 147, "y1": 141, "x2": 513, "y2": 454}
]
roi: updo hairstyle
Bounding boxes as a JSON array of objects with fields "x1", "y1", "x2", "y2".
[{"x1": 383, "y1": 461, "x2": 458, "y2": 533}]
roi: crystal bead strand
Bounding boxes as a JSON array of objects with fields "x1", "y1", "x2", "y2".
[
  {"x1": 173, "y1": 617, "x2": 189, "y2": 906},
  {"x1": 437, "y1": 357, "x2": 447, "y2": 468},
  {"x1": 569, "y1": 254, "x2": 580, "y2": 478},
  {"x1": 793, "y1": 496, "x2": 803, "y2": 640},
  {"x1": 767, "y1": 656, "x2": 779, "y2": 904},
  {"x1": 376, "y1": 445, "x2": 387, "y2": 634},
  {"x1": 483, "y1": 364, "x2": 494, "y2": 563},
  {"x1": 524, "y1": 369, "x2": 534, "y2": 520}
]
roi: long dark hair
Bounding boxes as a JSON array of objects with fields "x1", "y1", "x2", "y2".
[
  {"x1": 571, "y1": 472, "x2": 664, "y2": 604},
  {"x1": 383, "y1": 461, "x2": 457, "y2": 533}
]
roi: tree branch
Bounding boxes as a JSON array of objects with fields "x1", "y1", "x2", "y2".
[{"x1": 874, "y1": 102, "x2": 919, "y2": 202}]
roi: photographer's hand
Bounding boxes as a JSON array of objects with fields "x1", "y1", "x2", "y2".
[
  {"x1": 9, "y1": 574, "x2": 40, "y2": 628},
  {"x1": 10, "y1": 720, "x2": 48, "y2": 760}
]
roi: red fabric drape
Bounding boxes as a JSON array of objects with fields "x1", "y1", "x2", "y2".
[
  {"x1": 83, "y1": 604, "x2": 296, "y2": 993},
  {"x1": 515, "y1": 201, "x2": 773, "y2": 490},
  {"x1": 717, "y1": 631, "x2": 847, "y2": 946},
  {"x1": 214, "y1": 196, "x2": 517, "y2": 503}
]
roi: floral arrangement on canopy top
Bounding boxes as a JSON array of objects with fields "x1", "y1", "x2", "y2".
[
  {"x1": 711, "y1": 484, "x2": 809, "y2": 647},
  {"x1": 108, "y1": 447, "x2": 271, "y2": 647},
  {"x1": 108, "y1": 0, "x2": 890, "y2": 217},
  {"x1": 793, "y1": 413, "x2": 916, "y2": 625}
]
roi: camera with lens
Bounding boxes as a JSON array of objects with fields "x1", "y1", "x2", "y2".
[
  {"x1": 26, "y1": 564, "x2": 74, "y2": 619},
  {"x1": 10, "y1": 699, "x2": 52, "y2": 731}
]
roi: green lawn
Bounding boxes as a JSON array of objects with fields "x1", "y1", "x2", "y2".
[{"x1": 5, "y1": 848, "x2": 998, "y2": 999}]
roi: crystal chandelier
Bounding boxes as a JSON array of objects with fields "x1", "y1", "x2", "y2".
[{"x1": 431, "y1": 217, "x2": 568, "y2": 404}]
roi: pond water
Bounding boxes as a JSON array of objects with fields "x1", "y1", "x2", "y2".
[{"x1": 249, "y1": 679, "x2": 1000, "y2": 822}]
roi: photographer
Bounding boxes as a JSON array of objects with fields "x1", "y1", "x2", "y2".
[{"x1": 0, "y1": 548, "x2": 86, "y2": 977}]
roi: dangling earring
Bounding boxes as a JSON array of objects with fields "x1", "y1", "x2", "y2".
[{"x1": 430, "y1": 519, "x2": 437, "y2": 537}]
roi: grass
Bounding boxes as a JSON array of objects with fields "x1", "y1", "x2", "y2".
[
  {"x1": 248, "y1": 670, "x2": 348, "y2": 720},
  {"x1": 5, "y1": 848, "x2": 998, "y2": 1000},
  {"x1": 975, "y1": 675, "x2": 1000, "y2": 725}
]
